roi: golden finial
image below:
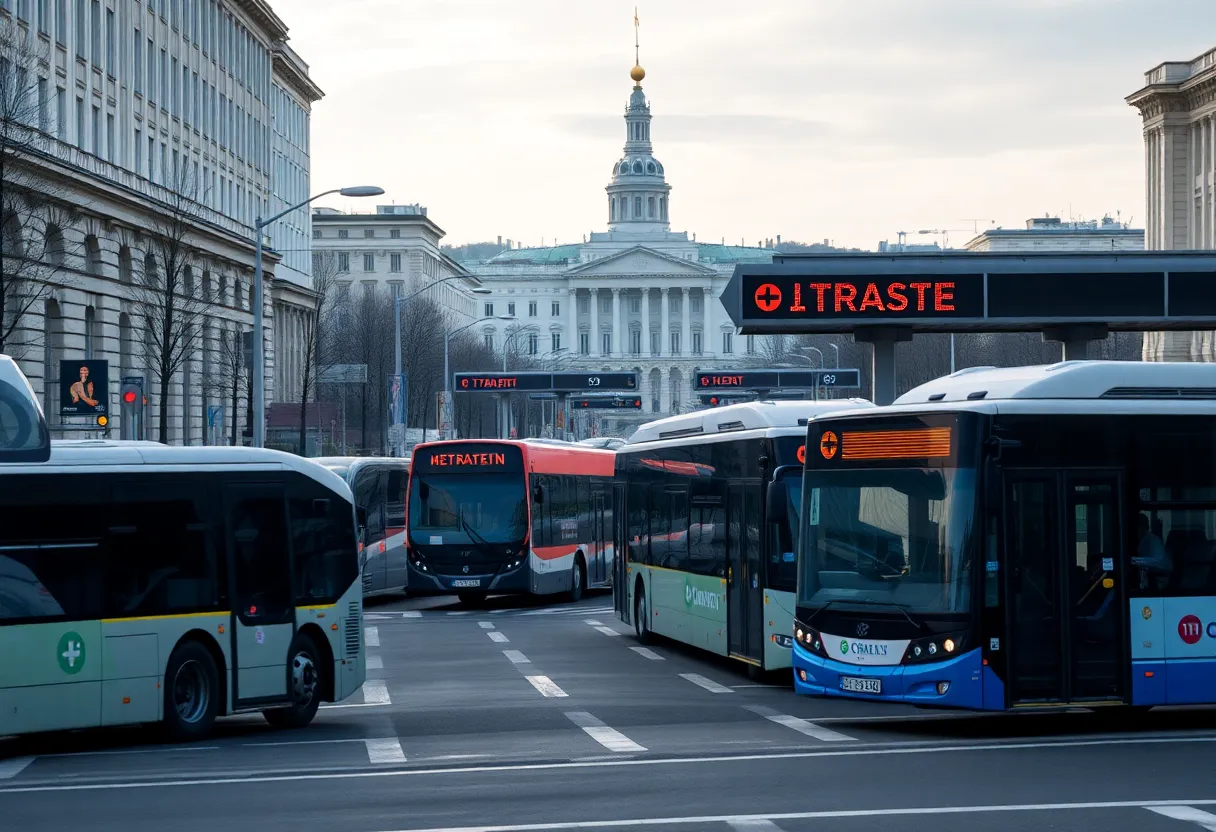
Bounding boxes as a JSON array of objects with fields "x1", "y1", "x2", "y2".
[{"x1": 631, "y1": 7, "x2": 645, "y2": 85}]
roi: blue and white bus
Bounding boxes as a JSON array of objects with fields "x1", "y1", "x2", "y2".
[{"x1": 793, "y1": 361, "x2": 1216, "y2": 710}]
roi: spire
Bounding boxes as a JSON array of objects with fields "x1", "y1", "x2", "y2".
[{"x1": 605, "y1": 8, "x2": 671, "y2": 233}]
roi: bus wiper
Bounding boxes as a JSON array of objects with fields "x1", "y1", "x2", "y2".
[
  {"x1": 459, "y1": 511, "x2": 498, "y2": 558},
  {"x1": 805, "y1": 598, "x2": 925, "y2": 631}
]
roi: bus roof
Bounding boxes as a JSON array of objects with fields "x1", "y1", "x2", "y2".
[
  {"x1": 625, "y1": 399, "x2": 876, "y2": 446},
  {"x1": 410, "y1": 438, "x2": 615, "y2": 477},
  {"x1": 1, "y1": 440, "x2": 353, "y2": 499}
]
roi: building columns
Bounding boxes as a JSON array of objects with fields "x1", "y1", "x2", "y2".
[
  {"x1": 641, "y1": 287, "x2": 652, "y2": 356},
  {"x1": 590, "y1": 288, "x2": 600, "y2": 356},
  {"x1": 680, "y1": 286, "x2": 690, "y2": 356},
  {"x1": 567, "y1": 287, "x2": 579, "y2": 355},
  {"x1": 611, "y1": 287, "x2": 622, "y2": 357},
  {"x1": 660, "y1": 287, "x2": 670, "y2": 357}
]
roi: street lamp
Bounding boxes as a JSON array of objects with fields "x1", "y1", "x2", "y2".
[
  {"x1": 443, "y1": 315, "x2": 515, "y2": 438},
  {"x1": 252, "y1": 185, "x2": 384, "y2": 448}
]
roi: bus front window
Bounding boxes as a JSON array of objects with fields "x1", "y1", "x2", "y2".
[
  {"x1": 798, "y1": 467, "x2": 977, "y2": 615},
  {"x1": 409, "y1": 473, "x2": 528, "y2": 545}
]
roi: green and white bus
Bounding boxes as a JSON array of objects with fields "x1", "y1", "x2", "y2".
[
  {"x1": 0, "y1": 439, "x2": 366, "y2": 742},
  {"x1": 613, "y1": 399, "x2": 873, "y2": 677}
]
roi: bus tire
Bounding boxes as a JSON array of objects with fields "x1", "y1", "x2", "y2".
[
  {"x1": 264, "y1": 633, "x2": 325, "y2": 730},
  {"x1": 634, "y1": 583, "x2": 652, "y2": 645},
  {"x1": 163, "y1": 640, "x2": 220, "y2": 743},
  {"x1": 568, "y1": 556, "x2": 586, "y2": 603},
  {"x1": 458, "y1": 592, "x2": 486, "y2": 607}
]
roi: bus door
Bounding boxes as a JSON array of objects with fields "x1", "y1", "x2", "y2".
[
  {"x1": 1004, "y1": 471, "x2": 1124, "y2": 706},
  {"x1": 353, "y1": 466, "x2": 386, "y2": 594},
  {"x1": 613, "y1": 482, "x2": 628, "y2": 621},
  {"x1": 590, "y1": 489, "x2": 608, "y2": 585},
  {"x1": 224, "y1": 483, "x2": 295, "y2": 707},
  {"x1": 727, "y1": 482, "x2": 764, "y2": 663}
]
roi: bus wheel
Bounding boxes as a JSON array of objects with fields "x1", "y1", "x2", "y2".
[
  {"x1": 634, "y1": 584, "x2": 651, "y2": 645},
  {"x1": 568, "y1": 557, "x2": 585, "y2": 603},
  {"x1": 458, "y1": 592, "x2": 486, "y2": 607},
  {"x1": 264, "y1": 633, "x2": 325, "y2": 730},
  {"x1": 163, "y1": 640, "x2": 220, "y2": 743}
]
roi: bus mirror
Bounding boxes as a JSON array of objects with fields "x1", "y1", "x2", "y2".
[
  {"x1": 533, "y1": 484, "x2": 544, "y2": 504},
  {"x1": 766, "y1": 480, "x2": 788, "y2": 523}
]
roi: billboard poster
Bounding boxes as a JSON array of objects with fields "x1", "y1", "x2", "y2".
[
  {"x1": 388, "y1": 373, "x2": 407, "y2": 426},
  {"x1": 60, "y1": 359, "x2": 109, "y2": 417}
]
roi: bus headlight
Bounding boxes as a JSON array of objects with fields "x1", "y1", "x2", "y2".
[
  {"x1": 943, "y1": 638, "x2": 955, "y2": 653},
  {"x1": 793, "y1": 620, "x2": 827, "y2": 658},
  {"x1": 902, "y1": 633, "x2": 966, "y2": 665}
]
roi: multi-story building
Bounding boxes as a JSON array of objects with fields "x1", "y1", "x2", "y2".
[
  {"x1": 1127, "y1": 47, "x2": 1216, "y2": 361},
  {"x1": 465, "y1": 60, "x2": 773, "y2": 423},
  {"x1": 0, "y1": 0, "x2": 320, "y2": 442},
  {"x1": 311, "y1": 204, "x2": 482, "y2": 323},
  {"x1": 963, "y1": 216, "x2": 1144, "y2": 252}
]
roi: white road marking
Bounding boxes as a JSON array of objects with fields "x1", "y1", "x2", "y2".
[
  {"x1": 361, "y1": 680, "x2": 392, "y2": 705},
  {"x1": 401, "y1": 611, "x2": 422, "y2": 618},
  {"x1": 1144, "y1": 806, "x2": 1216, "y2": 830},
  {"x1": 367, "y1": 655, "x2": 384, "y2": 670},
  {"x1": 728, "y1": 821, "x2": 784, "y2": 831},
  {"x1": 319, "y1": 701, "x2": 390, "y2": 710},
  {"x1": 503, "y1": 650, "x2": 530, "y2": 664},
  {"x1": 7, "y1": 737, "x2": 1216, "y2": 794},
  {"x1": 364, "y1": 626, "x2": 380, "y2": 648},
  {"x1": 478, "y1": 621, "x2": 495, "y2": 629},
  {"x1": 44, "y1": 745, "x2": 218, "y2": 757},
  {"x1": 743, "y1": 705, "x2": 856, "y2": 743},
  {"x1": 243, "y1": 738, "x2": 369, "y2": 748},
  {"x1": 0, "y1": 757, "x2": 34, "y2": 779},
  {"x1": 364, "y1": 738, "x2": 407, "y2": 764},
  {"x1": 679, "y1": 672, "x2": 734, "y2": 693},
  {"x1": 594, "y1": 626, "x2": 621, "y2": 637},
  {"x1": 629, "y1": 646, "x2": 664, "y2": 660},
  {"x1": 565, "y1": 711, "x2": 646, "y2": 753},
  {"x1": 524, "y1": 675, "x2": 568, "y2": 698},
  {"x1": 446, "y1": 611, "x2": 472, "y2": 616},
  {"x1": 584, "y1": 619, "x2": 603, "y2": 625},
  {"x1": 487, "y1": 631, "x2": 509, "y2": 643}
]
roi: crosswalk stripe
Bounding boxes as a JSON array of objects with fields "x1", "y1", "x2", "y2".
[
  {"x1": 487, "y1": 631, "x2": 509, "y2": 643},
  {"x1": 1144, "y1": 806, "x2": 1216, "y2": 831},
  {"x1": 565, "y1": 711, "x2": 646, "y2": 753},
  {"x1": 503, "y1": 650, "x2": 530, "y2": 664},
  {"x1": 366, "y1": 655, "x2": 383, "y2": 670},
  {"x1": 584, "y1": 619, "x2": 603, "y2": 625},
  {"x1": 594, "y1": 626, "x2": 621, "y2": 637},
  {"x1": 446, "y1": 611, "x2": 472, "y2": 616},
  {"x1": 364, "y1": 738, "x2": 406, "y2": 764},
  {"x1": 0, "y1": 757, "x2": 34, "y2": 780},
  {"x1": 629, "y1": 646, "x2": 664, "y2": 661},
  {"x1": 728, "y1": 820, "x2": 784, "y2": 830},
  {"x1": 478, "y1": 621, "x2": 495, "y2": 629},
  {"x1": 525, "y1": 675, "x2": 568, "y2": 697},
  {"x1": 401, "y1": 611, "x2": 422, "y2": 618},
  {"x1": 361, "y1": 680, "x2": 392, "y2": 705},
  {"x1": 679, "y1": 673, "x2": 734, "y2": 694},
  {"x1": 364, "y1": 626, "x2": 380, "y2": 648},
  {"x1": 742, "y1": 705, "x2": 856, "y2": 742}
]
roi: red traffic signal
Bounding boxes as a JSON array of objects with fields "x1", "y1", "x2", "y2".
[{"x1": 122, "y1": 390, "x2": 137, "y2": 404}]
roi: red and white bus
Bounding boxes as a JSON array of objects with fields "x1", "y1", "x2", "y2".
[{"x1": 406, "y1": 439, "x2": 616, "y2": 605}]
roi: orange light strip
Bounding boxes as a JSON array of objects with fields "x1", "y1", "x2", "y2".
[{"x1": 841, "y1": 427, "x2": 952, "y2": 460}]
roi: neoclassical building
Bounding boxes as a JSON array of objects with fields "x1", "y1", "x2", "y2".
[{"x1": 468, "y1": 60, "x2": 773, "y2": 426}]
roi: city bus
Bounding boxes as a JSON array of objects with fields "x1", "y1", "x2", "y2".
[
  {"x1": 316, "y1": 456, "x2": 411, "y2": 597},
  {"x1": 0, "y1": 440, "x2": 366, "y2": 741},
  {"x1": 0, "y1": 354, "x2": 50, "y2": 463},
  {"x1": 406, "y1": 439, "x2": 616, "y2": 605},
  {"x1": 793, "y1": 360, "x2": 1216, "y2": 710},
  {"x1": 613, "y1": 399, "x2": 874, "y2": 678}
]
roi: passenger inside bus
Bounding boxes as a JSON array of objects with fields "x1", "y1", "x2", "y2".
[{"x1": 1132, "y1": 513, "x2": 1172, "y2": 591}]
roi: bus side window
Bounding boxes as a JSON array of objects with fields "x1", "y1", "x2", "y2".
[
  {"x1": 290, "y1": 476, "x2": 359, "y2": 604},
  {"x1": 354, "y1": 469, "x2": 384, "y2": 541},
  {"x1": 384, "y1": 467, "x2": 408, "y2": 530},
  {"x1": 668, "y1": 489, "x2": 690, "y2": 572},
  {"x1": 627, "y1": 482, "x2": 648, "y2": 565},
  {"x1": 532, "y1": 474, "x2": 548, "y2": 548}
]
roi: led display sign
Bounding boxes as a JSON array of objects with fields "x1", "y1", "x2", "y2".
[
  {"x1": 744, "y1": 276, "x2": 984, "y2": 322},
  {"x1": 570, "y1": 396, "x2": 643, "y2": 410},
  {"x1": 453, "y1": 371, "x2": 638, "y2": 393},
  {"x1": 694, "y1": 368, "x2": 861, "y2": 390},
  {"x1": 412, "y1": 443, "x2": 523, "y2": 472},
  {"x1": 551, "y1": 372, "x2": 637, "y2": 392}
]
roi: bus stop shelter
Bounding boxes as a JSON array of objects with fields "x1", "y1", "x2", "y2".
[{"x1": 720, "y1": 252, "x2": 1216, "y2": 405}]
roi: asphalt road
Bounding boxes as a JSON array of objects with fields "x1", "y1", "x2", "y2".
[{"x1": 2, "y1": 590, "x2": 1216, "y2": 832}]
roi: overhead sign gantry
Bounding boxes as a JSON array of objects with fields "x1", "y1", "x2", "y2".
[
  {"x1": 720, "y1": 252, "x2": 1216, "y2": 404},
  {"x1": 453, "y1": 371, "x2": 638, "y2": 393}
]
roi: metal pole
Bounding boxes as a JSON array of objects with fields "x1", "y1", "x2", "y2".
[
  {"x1": 950, "y1": 333, "x2": 956, "y2": 373},
  {"x1": 443, "y1": 331, "x2": 451, "y2": 440},
  {"x1": 252, "y1": 220, "x2": 265, "y2": 448},
  {"x1": 394, "y1": 296, "x2": 403, "y2": 454}
]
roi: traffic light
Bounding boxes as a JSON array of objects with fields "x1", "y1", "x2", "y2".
[{"x1": 120, "y1": 378, "x2": 144, "y2": 440}]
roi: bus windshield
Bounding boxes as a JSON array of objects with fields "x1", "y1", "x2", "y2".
[
  {"x1": 798, "y1": 466, "x2": 977, "y2": 614},
  {"x1": 409, "y1": 472, "x2": 528, "y2": 545}
]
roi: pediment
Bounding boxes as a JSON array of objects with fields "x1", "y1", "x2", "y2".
[{"x1": 566, "y1": 246, "x2": 717, "y2": 277}]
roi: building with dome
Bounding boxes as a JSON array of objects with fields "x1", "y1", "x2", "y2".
[{"x1": 466, "y1": 58, "x2": 774, "y2": 431}]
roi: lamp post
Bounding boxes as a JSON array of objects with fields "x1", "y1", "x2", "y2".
[
  {"x1": 829, "y1": 343, "x2": 840, "y2": 368},
  {"x1": 443, "y1": 314, "x2": 515, "y2": 439},
  {"x1": 252, "y1": 185, "x2": 383, "y2": 448},
  {"x1": 392, "y1": 278, "x2": 490, "y2": 454}
]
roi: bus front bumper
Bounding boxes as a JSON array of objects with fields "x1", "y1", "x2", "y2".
[
  {"x1": 792, "y1": 643, "x2": 985, "y2": 709},
  {"x1": 406, "y1": 562, "x2": 530, "y2": 595}
]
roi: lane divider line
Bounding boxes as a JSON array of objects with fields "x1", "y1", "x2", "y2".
[
  {"x1": 728, "y1": 820, "x2": 785, "y2": 831},
  {"x1": 679, "y1": 673, "x2": 734, "y2": 694},
  {"x1": 364, "y1": 738, "x2": 407, "y2": 765},
  {"x1": 478, "y1": 622, "x2": 495, "y2": 629},
  {"x1": 629, "y1": 646, "x2": 664, "y2": 661},
  {"x1": 364, "y1": 626, "x2": 380, "y2": 648},
  {"x1": 594, "y1": 626, "x2": 621, "y2": 637},
  {"x1": 525, "y1": 676, "x2": 569, "y2": 698},
  {"x1": 742, "y1": 705, "x2": 857, "y2": 743},
  {"x1": 503, "y1": 650, "x2": 531, "y2": 664},
  {"x1": 361, "y1": 680, "x2": 392, "y2": 706},
  {"x1": 564, "y1": 711, "x2": 646, "y2": 754},
  {"x1": 487, "y1": 631, "x2": 509, "y2": 643},
  {"x1": 584, "y1": 619, "x2": 603, "y2": 626},
  {"x1": 1143, "y1": 805, "x2": 1216, "y2": 831}
]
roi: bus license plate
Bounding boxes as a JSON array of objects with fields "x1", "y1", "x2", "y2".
[
  {"x1": 840, "y1": 676, "x2": 881, "y2": 694},
  {"x1": 450, "y1": 579, "x2": 481, "y2": 588}
]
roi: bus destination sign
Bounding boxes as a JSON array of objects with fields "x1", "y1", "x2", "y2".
[
  {"x1": 413, "y1": 442, "x2": 523, "y2": 472},
  {"x1": 743, "y1": 275, "x2": 985, "y2": 323},
  {"x1": 695, "y1": 368, "x2": 861, "y2": 390},
  {"x1": 571, "y1": 395, "x2": 643, "y2": 410},
  {"x1": 453, "y1": 371, "x2": 638, "y2": 393}
]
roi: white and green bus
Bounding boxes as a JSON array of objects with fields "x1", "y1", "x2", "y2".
[
  {"x1": 613, "y1": 399, "x2": 873, "y2": 678},
  {"x1": 0, "y1": 438, "x2": 366, "y2": 742}
]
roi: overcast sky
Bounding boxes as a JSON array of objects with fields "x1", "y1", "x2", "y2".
[{"x1": 283, "y1": 0, "x2": 1216, "y2": 250}]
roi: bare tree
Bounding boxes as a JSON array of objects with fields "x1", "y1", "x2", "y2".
[
  {"x1": 128, "y1": 165, "x2": 217, "y2": 443},
  {"x1": 0, "y1": 20, "x2": 79, "y2": 358},
  {"x1": 203, "y1": 325, "x2": 248, "y2": 446},
  {"x1": 297, "y1": 251, "x2": 339, "y2": 454}
]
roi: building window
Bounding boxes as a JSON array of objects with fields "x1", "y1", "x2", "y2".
[
  {"x1": 551, "y1": 301, "x2": 560, "y2": 317},
  {"x1": 362, "y1": 253, "x2": 374, "y2": 272},
  {"x1": 312, "y1": 229, "x2": 321, "y2": 239},
  {"x1": 722, "y1": 332, "x2": 733, "y2": 354},
  {"x1": 527, "y1": 333, "x2": 538, "y2": 355},
  {"x1": 634, "y1": 196, "x2": 642, "y2": 217},
  {"x1": 670, "y1": 332, "x2": 680, "y2": 355},
  {"x1": 650, "y1": 331, "x2": 659, "y2": 355},
  {"x1": 390, "y1": 229, "x2": 401, "y2": 239},
  {"x1": 390, "y1": 253, "x2": 401, "y2": 272},
  {"x1": 599, "y1": 295, "x2": 611, "y2": 314},
  {"x1": 105, "y1": 7, "x2": 114, "y2": 73},
  {"x1": 507, "y1": 302, "x2": 515, "y2": 316},
  {"x1": 338, "y1": 253, "x2": 349, "y2": 272},
  {"x1": 363, "y1": 229, "x2": 374, "y2": 238},
  {"x1": 528, "y1": 301, "x2": 537, "y2": 317},
  {"x1": 579, "y1": 332, "x2": 589, "y2": 355},
  {"x1": 337, "y1": 229, "x2": 348, "y2": 239},
  {"x1": 629, "y1": 295, "x2": 641, "y2": 314},
  {"x1": 484, "y1": 302, "x2": 494, "y2": 317},
  {"x1": 746, "y1": 335, "x2": 756, "y2": 355},
  {"x1": 630, "y1": 330, "x2": 641, "y2": 355},
  {"x1": 551, "y1": 333, "x2": 561, "y2": 353},
  {"x1": 578, "y1": 296, "x2": 589, "y2": 314},
  {"x1": 648, "y1": 196, "x2": 655, "y2": 218},
  {"x1": 691, "y1": 295, "x2": 703, "y2": 313},
  {"x1": 484, "y1": 331, "x2": 494, "y2": 351},
  {"x1": 602, "y1": 332, "x2": 612, "y2": 355},
  {"x1": 692, "y1": 331, "x2": 702, "y2": 355}
]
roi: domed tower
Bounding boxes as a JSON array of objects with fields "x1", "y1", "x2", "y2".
[{"x1": 606, "y1": 57, "x2": 672, "y2": 233}]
